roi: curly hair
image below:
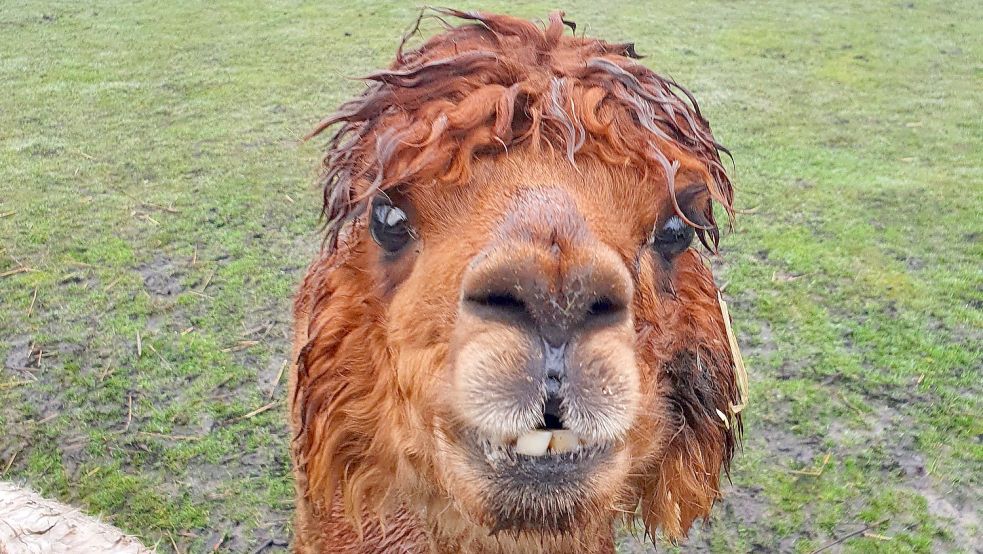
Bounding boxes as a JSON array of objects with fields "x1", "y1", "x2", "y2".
[{"x1": 306, "y1": 9, "x2": 733, "y2": 256}]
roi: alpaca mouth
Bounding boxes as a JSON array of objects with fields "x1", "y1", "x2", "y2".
[
  {"x1": 479, "y1": 394, "x2": 608, "y2": 460},
  {"x1": 463, "y1": 393, "x2": 617, "y2": 498},
  {"x1": 477, "y1": 388, "x2": 608, "y2": 466},
  {"x1": 463, "y1": 427, "x2": 617, "y2": 534},
  {"x1": 448, "y1": 388, "x2": 626, "y2": 532}
]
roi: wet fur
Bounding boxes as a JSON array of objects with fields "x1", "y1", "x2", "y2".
[{"x1": 289, "y1": 9, "x2": 741, "y2": 553}]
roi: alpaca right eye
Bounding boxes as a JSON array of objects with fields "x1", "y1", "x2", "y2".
[
  {"x1": 370, "y1": 198, "x2": 413, "y2": 253},
  {"x1": 650, "y1": 215, "x2": 695, "y2": 259}
]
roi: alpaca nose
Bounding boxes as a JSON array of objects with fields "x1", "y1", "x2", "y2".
[{"x1": 461, "y1": 251, "x2": 631, "y2": 347}]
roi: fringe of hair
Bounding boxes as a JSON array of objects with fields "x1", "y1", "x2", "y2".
[{"x1": 305, "y1": 8, "x2": 733, "y2": 255}]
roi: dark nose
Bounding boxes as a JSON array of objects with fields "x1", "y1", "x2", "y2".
[{"x1": 461, "y1": 249, "x2": 631, "y2": 347}]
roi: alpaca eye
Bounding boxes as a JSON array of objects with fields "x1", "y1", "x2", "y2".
[
  {"x1": 650, "y1": 215, "x2": 694, "y2": 258},
  {"x1": 370, "y1": 198, "x2": 413, "y2": 253}
]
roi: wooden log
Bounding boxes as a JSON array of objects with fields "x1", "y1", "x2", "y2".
[{"x1": 0, "y1": 481, "x2": 151, "y2": 553}]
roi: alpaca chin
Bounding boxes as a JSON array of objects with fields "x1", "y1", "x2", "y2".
[{"x1": 436, "y1": 425, "x2": 629, "y2": 536}]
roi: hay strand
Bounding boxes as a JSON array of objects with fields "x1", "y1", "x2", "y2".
[{"x1": 718, "y1": 292, "x2": 749, "y2": 414}]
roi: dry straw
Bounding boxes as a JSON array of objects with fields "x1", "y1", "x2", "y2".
[{"x1": 718, "y1": 292, "x2": 749, "y2": 415}]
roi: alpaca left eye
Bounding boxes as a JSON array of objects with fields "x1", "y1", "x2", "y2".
[
  {"x1": 650, "y1": 215, "x2": 694, "y2": 258},
  {"x1": 370, "y1": 198, "x2": 413, "y2": 253}
]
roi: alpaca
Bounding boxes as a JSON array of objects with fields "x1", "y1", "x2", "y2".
[{"x1": 289, "y1": 9, "x2": 746, "y2": 553}]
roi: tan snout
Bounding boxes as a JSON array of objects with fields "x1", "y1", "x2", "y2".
[{"x1": 449, "y1": 188, "x2": 640, "y2": 448}]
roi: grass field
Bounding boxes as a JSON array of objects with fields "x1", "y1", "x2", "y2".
[{"x1": 1, "y1": 1, "x2": 980, "y2": 552}]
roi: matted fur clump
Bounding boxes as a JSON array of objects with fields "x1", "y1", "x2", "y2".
[{"x1": 290, "y1": 9, "x2": 744, "y2": 553}]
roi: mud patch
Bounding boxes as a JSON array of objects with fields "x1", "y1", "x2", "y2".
[
  {"x1": 138, "y1": 254, "x2": 184, "y2": 298},
  {"x1": 919, "y1": 486, "x2": 979, "y2": 550},
  {"x1": 258, "y1": 354, "x2": 290, "y2": 395},
  {"x1": 683, "y1": 485, "x2": 772, "y2": 552},
  {"x1": 4, "y1": 334, "x2": 35, "y2": 371},
  {"x1": 756, "y1": 425, "x2": 821, "y2": 468},
  {"x1": 826, "y1": 403, "x2": 981, "y2": 549},
  {"x1": 154, "y1": 427, "x2": 294, "y2": 553}
]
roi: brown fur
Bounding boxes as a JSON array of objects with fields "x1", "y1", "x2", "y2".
[{"x1": 289, "y1": 10, "x2": 742, "y2": 553}]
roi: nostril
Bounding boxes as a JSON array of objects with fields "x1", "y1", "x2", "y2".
[
  {"x1": 586, "y1": 296, "x2": 624, "y2": 318},
  {"x1": 465, "y1": 291, "x2": 528, "y2": 315},
  {"x1": 483, "y1": 293, "x2": 525, "y2": 311}
]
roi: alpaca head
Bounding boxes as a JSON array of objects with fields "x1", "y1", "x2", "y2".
[{"x1": 293, "y1": 9, "x2": 744, "y2": 545}]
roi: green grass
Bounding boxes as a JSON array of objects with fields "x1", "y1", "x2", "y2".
[{"x1": 1, "y1": 1, "x2": 980, "y2": 552}]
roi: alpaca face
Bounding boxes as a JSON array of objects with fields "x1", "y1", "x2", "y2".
[
  {"x1": 352, "y1": 151, "x2": 733, "y2": 535},
  {"x1": 291, "y1": 10, "x2": 742, "y2": 546}
]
